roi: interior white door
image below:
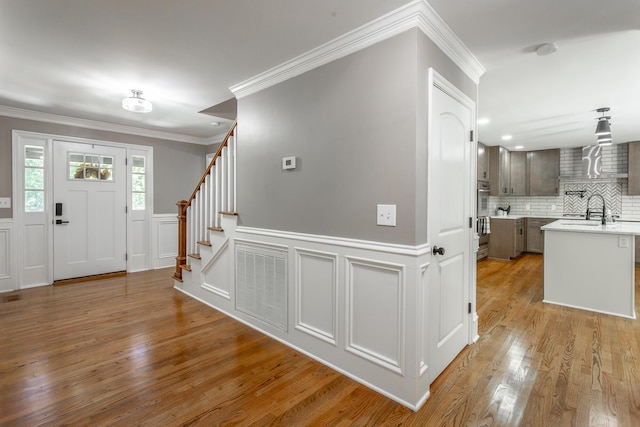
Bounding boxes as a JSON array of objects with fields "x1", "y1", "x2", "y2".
[
  {"x1": 53, "y1": 141, "x2": 127, "y2": 280},
  {"x1": 428, "y1": 82, "x2": 473, "y2": 383}
]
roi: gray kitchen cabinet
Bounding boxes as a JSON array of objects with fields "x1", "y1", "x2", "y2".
[
  {"x1": 526, "y1": 218, "x2": 556, "y2": 253},
  {"x1": 489, "y1": 217, "x2": 524, "y2": 259},
  {"x1": 489, "y1": 146, "x2": 510, "y2": 196},
  {"x1": 509, "y1": 151, "x2": 527, "y2": 195},
  {"x1": 477, "y1": 142, "x2": 489, "y2": 182},
  {"x1": 628, "y1": 142, "x2": 640, "y2": 195},
  {"x1": 528, "y1": 149, "x2": 560, "y2": 196}
]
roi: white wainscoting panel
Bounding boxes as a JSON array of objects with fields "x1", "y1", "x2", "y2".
[
  {"x1": 201, "y1": 238, "x2": 231, "y2": 299},
  {"x1": 295, "y1": 248, "x2": 338, "y2": 346},
  {"x1": 0, "y1": 220, "x2": 14, "y2": 292},
  {"x1": 345, "y1": 256, "x2": 405, "y2": 375},
  {"x1": 152, "y1": 214, "x2": 177, "y2": 269},
  {"x1": 129, "y1": 217, "x2": 149, "y2": 272},
  {"x1": 436, "y1": 254, "x2": 465, "y2": 347},
  {"x1": 23, "y1": 223, "x2": 48, "y2": 287}
]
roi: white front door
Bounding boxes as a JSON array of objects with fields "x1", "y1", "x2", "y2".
[
  {"x1": 428, "y1": 76, "x2": 473, "y2": 382},
  {"x1": 53, "y1": 141, "x2": 127, "y2": 280}
]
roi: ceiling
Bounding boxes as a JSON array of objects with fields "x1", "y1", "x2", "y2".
[{"x1": 1, "y1": 0, "x2": 639, "y2": 149}]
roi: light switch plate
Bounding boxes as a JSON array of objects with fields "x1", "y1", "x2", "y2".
[
  {"x1": 282, "y1": 156, "x2": 296, "y2": 170},
  {"x1": 377, "y1": 204, "x2": 396, "y2": 227},
  {"x1": 0, "y1": 197, "x2": 10, "y2": 208}
]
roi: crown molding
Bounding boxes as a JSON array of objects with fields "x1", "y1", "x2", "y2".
[
  {"x1": 230, "y1": 0, "x2": 484, "y2": 99},
  {"x1": 0, "y1": 105, "x2": 219, "y2": 145}
]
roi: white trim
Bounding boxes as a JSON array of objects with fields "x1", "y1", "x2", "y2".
[
  {"x1": 151, "y1": 214, "x2": 178, "y2": 269},
  {"x1": 230, "y1": 0, "x2": 484, "y2": 99},
  {"x1": 236, "y1": 226, "x2": 430, "y2": 257},
  {"x1": 0, "y1": 105, "x2": 218, "y2": 146}
]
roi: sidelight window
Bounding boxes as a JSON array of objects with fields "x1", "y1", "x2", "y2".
[
  {"x1": 131, "y1": 155, "x2": 146, "y2": 210},
  {"x1": 24, "y1": 146, "x2": 45, "y2": 212}
]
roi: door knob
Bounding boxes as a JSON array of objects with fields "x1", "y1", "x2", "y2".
[
  {"x1": 432, "y1": 246, "x2": 445, "y2": 256},
  {"x1": 55, "y1": 219, "x2": 70, "y2": 225}
]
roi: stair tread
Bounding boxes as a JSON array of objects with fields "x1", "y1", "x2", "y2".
[
  {"x1": 172, "y1": 273, "x2": 183, "y2": 283},
  {"x1": 197, "y1": 240, "x2": 212, "y2": 247},
  {"x1": 208, "y1": 226, "x2": 224, "y2": 232},
  {"x1": 188, "y1": 253, "x2": 201, "y2": 260},
  {"x1": 179, "y1": 264, "x2": 191, "y2": 272},
  {"x1": 219, "y1": 211, "x2": 239, "y2": 216}
]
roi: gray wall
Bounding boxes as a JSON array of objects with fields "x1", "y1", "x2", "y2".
[
  {"x1": 236, "y1": 28, "x2": 477, "y2": 246},
  {"x1": 0, "y1": 115, "x2": 208, "y2": 218}
]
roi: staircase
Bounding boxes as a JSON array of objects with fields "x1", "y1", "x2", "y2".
[{"x1": 173, "y1": 120, "x2": 237, "y2": 282}]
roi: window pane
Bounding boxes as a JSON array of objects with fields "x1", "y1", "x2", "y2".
[
  {"x1": 100, "y1": 167, "x2": 113, "y2": 181},
  {"x1": 69, "y1": 153, "x2": 84, "y2": 165},
  {"x1": 100, "y1": 156, "x2": 113, "y2": 167},
  {"x1": 25, "y1": 146, "x2": 44, "y2": 167},
  {"x1": 25, "y1": 168, "x2": 44, "y2": 190},
  {"x1": 70, "y1": 165, "x2": 83, "y2": 179},
  {"x1": 132, "y1": 156, "x2": 145, "y2": 173},
  {"x1": 25, "y1": 191, "x2": 44, "y2": 212},
  {"x1": 132, "y1": 174, "x2": 145, "y2": 192},
  {"x1": 87, "y1": 155, "x2": 99, "y2": 166},
  {"x1": 132, "y1": 193, "x2": 145, "y2": 210},
  {"x1": 85, "y1": 166, "x2": 100, "y2": 180}
]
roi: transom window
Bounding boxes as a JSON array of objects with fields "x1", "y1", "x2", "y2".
[{"x1": 68, "y1": 153, "x2": 114, "y2": 181}]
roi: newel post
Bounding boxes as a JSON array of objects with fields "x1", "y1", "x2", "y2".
[{"x1": 174, "y1": 200, "x2": 189, "y2": 281}]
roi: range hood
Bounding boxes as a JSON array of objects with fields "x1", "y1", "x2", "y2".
[{"x1": 559, "y1": 146, "x2": 627, "y2": 180}]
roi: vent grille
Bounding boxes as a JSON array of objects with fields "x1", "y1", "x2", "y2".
[{"x1": 235, "y1": 242, "x2": 287, "y2": 331}]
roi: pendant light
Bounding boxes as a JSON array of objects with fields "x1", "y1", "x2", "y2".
[
  {"x1": 122, "y1": 90, "x2": 153, "y2": 113},
  {"x1": 594, "y1": 107, "x2": 611, "y2": 136}
]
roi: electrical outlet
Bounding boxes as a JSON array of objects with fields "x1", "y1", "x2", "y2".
[
  {"x1": 0, "y1": 197, "x2": 10, "y2": 208},
  {"x1": 551, "y1": 205, "x2": 556, "y2": 211},
  {"x1": 525, "y1": 204, "x2": 530, "y2": 210},
  {"x1": 377, "y1": 204, "x2": 396, "y2": 227},
  {"x1": 619, "y1": 236, "x2": 630, "y2": 248}
]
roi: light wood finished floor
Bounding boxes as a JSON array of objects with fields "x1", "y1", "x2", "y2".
[{"x1": 2, "y1": 254, "x2": 640, "y2": 426}]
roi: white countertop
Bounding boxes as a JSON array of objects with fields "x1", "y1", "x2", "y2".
[{"x1": 541, "y1": 219, "x2": 640, "y2": 235}]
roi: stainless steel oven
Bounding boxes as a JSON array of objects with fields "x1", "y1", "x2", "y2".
[{"x1": 477, "y1": 181, "x2": 490, "y2": 217}]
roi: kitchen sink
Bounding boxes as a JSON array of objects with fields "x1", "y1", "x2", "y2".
[{"x1": 560, "y1": 220, "x2": 617, "y2": 228}]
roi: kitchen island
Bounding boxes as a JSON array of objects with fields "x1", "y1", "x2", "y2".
[{"x1": 541, "y1": 220, "x2": 640, "y2": 318}]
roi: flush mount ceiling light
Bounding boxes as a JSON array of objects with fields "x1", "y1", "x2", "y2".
[
  {"x1": 594, "y1": 107, "x2": 611, "y2": 136},
  {"x1": 536, "y1": 42, "x2": 558, "y2": 56},
  {"x1": 122, "y1": 89, "x2": 152, "y2": 113}
]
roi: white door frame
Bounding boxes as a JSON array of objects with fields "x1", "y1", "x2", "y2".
[
  {"x1": 12, "y1": 130, "x2": 154, "y2": 287},
  {"x1": 428, "y1": 68, "x2": 479, "y2": 346}
]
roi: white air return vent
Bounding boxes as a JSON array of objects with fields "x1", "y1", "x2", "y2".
[{"x1": 235, "y1": 241, "x2": 288, "y2": 331}]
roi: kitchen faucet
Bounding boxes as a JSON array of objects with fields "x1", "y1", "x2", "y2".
[{"x1": 585, "y1": 194, "x2": 606, "y2": 224}]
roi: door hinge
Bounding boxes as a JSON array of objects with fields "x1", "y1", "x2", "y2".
[
  {"x1": 469, "y1": 217, "x2": 473, "y2": 228},
  {"x1": 125, "y1": 253, "x2": 128, "y2": 261},
  {"x1": 125, "y1": 206, "x2": 128, "y2": 213},
  {"x1": 125, "y1": 157, "x2": 128, "y2": 165},
  {"x1": 468, "y1": 302, "x2": 472, "y2": 314},
  {"x1": 470, "y1": 130, "x2": 474, "y2": 141}
]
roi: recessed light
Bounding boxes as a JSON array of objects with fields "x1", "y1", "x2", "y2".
[
  {"x1": 210, "y1": 121, "x2": 220, "y2": 126},
  {"x1": 515, "y1": 145, "x2": 524, "y2": 150},
  {"x1": 477, "y1": 118, "x2": 490, "y2": 125},
  {"x1": 502, "y1": 135, "x2": 513, "y2": 141}
]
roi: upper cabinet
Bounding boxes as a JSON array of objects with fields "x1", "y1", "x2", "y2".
[
  {"x1": 528, "y1": 149, "x2": 560, "y2": 196},
  {"x1": 477, "y1": 142, "x2": 489, "y2": 182},
  {"x1": 628, "y1": 142, "x2": 640, "y2": 195},
  {"x1": 485, "y1": 146, "x2": 560, "y2": 197},
  {"x1": 488, "y1": 146, "x2": 510, "y2": 196},
  {"x1": 509, "y1": 151, "x2": 527, "y2": 196}
]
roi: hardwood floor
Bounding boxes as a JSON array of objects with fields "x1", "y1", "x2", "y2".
[{"x1": 2, "y1": 255, "x2": 640, "y2": 426}]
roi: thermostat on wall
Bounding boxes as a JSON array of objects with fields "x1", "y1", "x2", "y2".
[{"x1": 282, "y1": 156, "x2": 296, "y2": 170}]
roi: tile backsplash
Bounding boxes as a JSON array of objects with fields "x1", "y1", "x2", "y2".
[{"x1": 489, "y1": 143, "x2": 640, "y2": 220}]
